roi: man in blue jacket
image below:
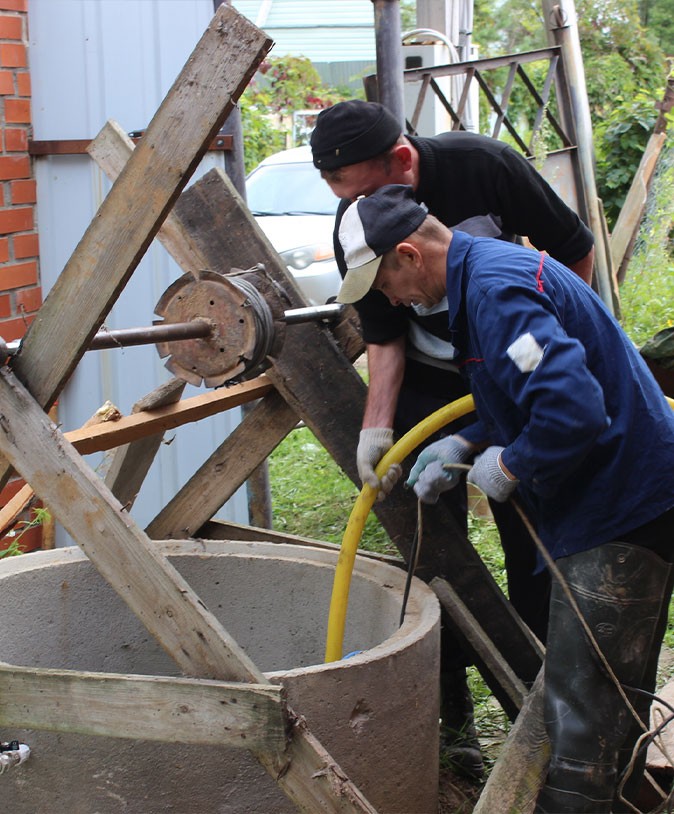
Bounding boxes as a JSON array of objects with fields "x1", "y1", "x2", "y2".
[{"x1": 334, "y1": 184, "x2": 674, "y2": 814}]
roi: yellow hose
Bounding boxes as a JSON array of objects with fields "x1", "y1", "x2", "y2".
[
  {"x1": 325, "y1": 393, "x2": 674, "y2": 663},
  {"x1": 324, "y1": 394, "x2": 475, "y2": 662}
]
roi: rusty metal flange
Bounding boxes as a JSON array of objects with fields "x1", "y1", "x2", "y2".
[{"x1": 154, "y1": 269, "x2": 267, "y2": 387}]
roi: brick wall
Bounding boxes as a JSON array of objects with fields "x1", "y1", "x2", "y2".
[{"x1": 0, "y1": 0, "x2": 42, "y2": 553}]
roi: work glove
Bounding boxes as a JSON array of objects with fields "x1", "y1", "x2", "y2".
[
  {"x1": 357, "y1": 428, "x2": 403, "y2": 500},
  {"x1": 467, "y1": 446, "x2": 519, "y2": 503},
  {"x1": 406, "y1": 435, "x2": 473, "y2": 504}
]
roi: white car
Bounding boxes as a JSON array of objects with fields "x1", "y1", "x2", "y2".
[{"x1": 246, "y1": 146, "x2": 342, "y2": 306}]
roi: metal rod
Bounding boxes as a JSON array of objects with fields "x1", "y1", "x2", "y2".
[
  {"x1": 89, "y1": 320, "x2": 213, "y2": 350},
  {"x1": 0, "y1": 304, "x2": 346, "y2": 361}
]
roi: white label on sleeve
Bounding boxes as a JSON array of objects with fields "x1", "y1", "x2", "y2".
[{"x1": 507, "y1": 332, "x2": 544, "y2": 373}]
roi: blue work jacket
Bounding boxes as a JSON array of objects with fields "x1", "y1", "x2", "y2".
[{"x1": 447, "y1": 231, "x2": 674, "y2": 561}]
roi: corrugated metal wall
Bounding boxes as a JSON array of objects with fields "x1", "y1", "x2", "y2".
[{"x1": 28, "y1": 0, "x2": 250, "y2": 544}]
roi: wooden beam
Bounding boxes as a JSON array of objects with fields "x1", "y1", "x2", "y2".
[
  {"x1": 0, "y1": 4, "x2": 271, "y2": 489},
  {"x1": 0, "y1": 663, "x2": 284, "y2": 750},
  {"x1": 473, "y1": 671, "x2": 548, "y2": 814},
  {"x1": 197, "y1": 518, "x2": 405, "y2": 568},
  {"x1": 431, "y1": 577, "x2": 532, "y2": 717},
  {"x1": 104, "y1": 377, "x2": 187, "y2": 509},
  {"x1": 147, "y1": 389, "x2": 297, "y2": 539},
  {"x1": 88, "y1": 120, "x2": 215, "y2": 277},
  {"x1": 610, "y1": 132, "x2": 667, "y2": 283},
  {"x1": 66, "y1": 375, "x2": 273, "y2": 456}
]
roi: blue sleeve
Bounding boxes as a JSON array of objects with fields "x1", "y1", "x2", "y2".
[{"x1": 472, "y1": 285, "x2": 609, "y2": 497}]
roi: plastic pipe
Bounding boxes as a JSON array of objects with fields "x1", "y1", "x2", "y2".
[
  {"x1": 325, "y1": 393, "x2": 674, "y2": 663},
  {"x1": 324, "y1": 394, "x2": 475, "y2": 662}
]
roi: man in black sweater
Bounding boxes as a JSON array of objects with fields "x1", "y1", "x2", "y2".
[{"x1": 310, "y1": 100, "x2": 595, "y2": 778}]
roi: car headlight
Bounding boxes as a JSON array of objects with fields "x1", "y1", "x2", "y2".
[{"x1": 280, "y1": 244, "x2": 335, "y2": 270}]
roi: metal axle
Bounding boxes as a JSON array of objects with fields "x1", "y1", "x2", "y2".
[{"x1": 0, "y1": 303, "x2": 344, "y2": 360}]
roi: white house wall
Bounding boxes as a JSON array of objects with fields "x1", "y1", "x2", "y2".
[{"x1": 28, "y1": 0, "x2": 250, "y2": 544}]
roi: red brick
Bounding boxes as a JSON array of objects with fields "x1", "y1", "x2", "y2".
[
  {"x1": 0, "y1": 311, "x2": 34, "y2": 340},
  {"x1": 10, "y1": 178, "x2": 35, "y2": 203},
  {"x1": 13, "y1": 285, "x2": 42, "y2": 316},
  {"x1": 0, "y1": 14, "x2": 22, "y2": 39},
  {"x1": 0, "y1": 154, "x2": 29, "y2": 180},
  {"x1": 15, "y1": 69, "x2": 29, "y2": 96},
  {"x1": 0, "y1": 42, "x2": 26, "y2": 68},
  {"x1": 0, "y1": 260, "x2": 36, "y2": 289},
  {"x1": 4, "y1": 126, "x2": 26, "y2": 151},
  {"x1": 0, "y1": 292, "x2": 10, "y2": 317},
  {"x1": 12, "y1": 231, "x2": 37, "y2": 257},
  {"x1": 4, "y1": 97, "x2": 30, "y2": 123},
  {"x1": 0, "y1": 237, "x2": 7, "y2": 262},
  {"x1": 0, "y1": 1, "x2": 27, "y2": 13},
  {"x1": 0, "y1": 206, "x2": 32, "y2": 233},
  {"x1": 0, "y1": 69, "x2": 13, "y2": 95},
  {"x1": 14, "y1": 285, "x2": 41, "y2": 313},
  {"x1": 0, "y1": 186, "x2": 4, "y2": 207}
]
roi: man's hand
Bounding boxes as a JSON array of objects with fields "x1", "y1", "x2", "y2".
[
  {"x1": 357, "y1": 428, "x2": 403, "y2": 499},
  {"x1": 467, "y1": 446, "x2": 519, "y2": 503},
  {"x1": 406, "y1": 435, "x2": 473, "y2": 504}
]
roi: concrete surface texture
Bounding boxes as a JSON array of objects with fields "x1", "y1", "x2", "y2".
[{"x1": 0, "y1": 539, "x2": 440, "y2": 813}]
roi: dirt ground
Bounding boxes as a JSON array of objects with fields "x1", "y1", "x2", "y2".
[{"x1": 438, "y1": 769, "x2": 482, "y2": 813}]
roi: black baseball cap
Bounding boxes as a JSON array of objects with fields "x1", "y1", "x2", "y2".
[
  {"x1": 310, "y1": 100, "x2": 402, "y2": 170},
  {"x1": 336, "y1": 185, "x2": 428, "y2": 304}
]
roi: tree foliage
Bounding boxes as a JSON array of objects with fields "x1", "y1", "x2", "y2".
[
  {"x1": 474, "y1": 0, "x2": 670, "y2": 227},
  {"x1": 239, "y1": 55, "x2": 358, "y2": 173}
]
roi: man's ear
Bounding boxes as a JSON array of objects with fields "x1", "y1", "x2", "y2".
[
  {"x1": 391, "y1": 143, "x2": 414, "y2": 172},
  {"x1": 395, "y1": 241, "x2": 422, "y2": 267}
]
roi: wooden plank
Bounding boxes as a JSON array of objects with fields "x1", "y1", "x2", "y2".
[
  {"x1": 88, "y1": 121, "x2": 215, "y2": 277},
  {"x1": 0, "y1": 663, "x2": 284, "y2": 750},
  {"x1": 147, "y1": 389, "x2": 297, "y2": 539},
  {"x1": 473, "y1": 671, "x2": 548, "y2": 814},
  {"x1": 610, "y1": 132, "x2": 666, "y2": 282},
  {"x1": 431, "y1": 576, "x2": 531, "y2": 717},
  {"x1": 0, "y1": 367, "x2": 379, "y2": 814},
  {"x1": 66, "y1": 375, "x2": 273, "y2": 455},
  {"x1": 197, "y1": 518, "x2": 405, "y2": 568},
  {"x1": 104, "y1": 377, "x2": 186, "y2": 509},
  {"x1": 6, "y1": 3, "x2": 271, "y2": 442}
]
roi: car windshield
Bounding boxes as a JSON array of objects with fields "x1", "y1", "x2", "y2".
[{"x1": 246, "y1": 161, "x2": 339, "y2": 216}]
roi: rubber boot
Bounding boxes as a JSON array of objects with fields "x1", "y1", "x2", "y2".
[
  {"x1": 439, "y1": 667, "x2": 484, "y2": 780},
  {"x1": 536, "y1": 542, "x2": 673, "y2": 813},
  {"x1": 613, "y1": 561, "x2": 674, "y2": 812}
]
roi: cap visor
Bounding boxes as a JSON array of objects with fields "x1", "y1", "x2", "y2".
[{"x1": 336, "y1": 257, "x2": 382, "y2": 303}]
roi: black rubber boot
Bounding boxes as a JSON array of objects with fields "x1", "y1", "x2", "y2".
[
  {"x1": 439, "y1": 667, "x2": 484, "y2": 780},
  {"x1": 535, "y1": 758, "x2": 615, "y2": 813},
  {"x1": 536, "y1": 543, "x2": 673, "y2": 813},
  {"x1": 613, "y1": 561, "x2": 674, "y2": 812}
]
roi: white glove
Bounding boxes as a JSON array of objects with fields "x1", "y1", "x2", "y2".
[
  {"x1": 356, "y1": 428, "x2": 403, "y2": 499},
  {"x1": 406, "y1": 435, "x2": 473, "y2": 504},
  {"x1": 467, "y1": 446, "x2": 519, "y2": 503}
]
